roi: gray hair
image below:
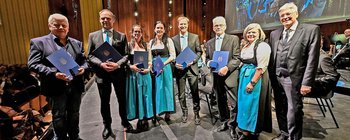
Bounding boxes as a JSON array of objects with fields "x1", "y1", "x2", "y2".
[
  {"x1": 99, "y1": 9, "x2": 116, "y2": 20},
  {"x1": 279, "y1": 2, "x2": 298, "y2": 15},
  {"x1": 212, "y1": 16, "x2": 226, "y2": 25},
  {"x1": 48, "y1": 13, "x2": 68, "y2": 24},
  {"x1": 243, "y1": 23, "x2": 266, "y2": 41}
]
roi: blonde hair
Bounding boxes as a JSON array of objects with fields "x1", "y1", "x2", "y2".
[
  {"x1": 243, "y1": 23, "x2": 266, "y2": 41},
  {"x1": 48, "y1": 13, "x2": 68, "y2": 25},
  {"x1": 177, "y1": 16, "x2": 189, "y2": 23},
  {"x1": 279, "y1": 2, "x2": 298, "y2": 15}
]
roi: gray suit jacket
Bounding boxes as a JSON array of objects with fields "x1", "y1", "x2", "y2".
[
  {"x1": 206, "y1": 34, "x2": 240, "y2": 89},
  {"x1": 268, "y1": 23, "x2": 320, "y2": 91},
  {"x1": 28, "y1": 34, "x2": 88, "y2": 96},
  {"x1": 87, "y1": 29, "x2": 128, "y2": 79},
  {"x1": 172, "y1": 32, "x2": 201, "y2": 75}
]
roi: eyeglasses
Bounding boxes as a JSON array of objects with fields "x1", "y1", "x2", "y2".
[{"x1": 214, "y1": 24, "x2": 225, "y2": 28}]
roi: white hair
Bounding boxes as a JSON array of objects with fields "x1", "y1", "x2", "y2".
[
  {"x1": 279, "y1": 2, "x2": 298, "y2": 15},
  {"x1": 48, "y1": 13, "x2": 68, "y2": 24},
  {"x1": 212, "y1": 16, "x2": 226, "y2": 25}
]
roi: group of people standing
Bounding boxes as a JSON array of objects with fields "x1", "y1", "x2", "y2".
[{"x1": 27, "y1": 2, "x2": 341, "y2": 140}]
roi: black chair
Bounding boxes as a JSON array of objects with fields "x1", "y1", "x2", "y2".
[
  {"x1": 198, "y1": 66, "x2": 218, "y2": 124},
  {"x1": 306, "y1": 90, "x2": 339, "y2": 128}
]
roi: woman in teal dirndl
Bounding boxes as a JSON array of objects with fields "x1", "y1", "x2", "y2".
[
  {"x1": 236, "y1": 23, "x2": 272, "y2": 139},
  {"x1": 149, "y1": 21, "x2": 176, "y2": 123},
  {"x1": 126, "y1": 24, "x2": 153, "y2": 130}
]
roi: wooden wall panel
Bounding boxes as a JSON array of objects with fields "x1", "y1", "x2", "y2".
[
  {"x1": 80, "y1": 0, "x2": 103, "y2": 54},
  {"x1": 0, "y1": 0, "x2": 49, "y2": 64}
]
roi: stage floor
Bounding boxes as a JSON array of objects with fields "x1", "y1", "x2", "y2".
[{"x1": 79, "y1": 81, "x2": 350, "y2": 140}]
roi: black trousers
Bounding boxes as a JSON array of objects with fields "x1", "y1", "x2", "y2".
[
  {"x1": 213, "y1": 74, "x2": 237, "y2": 127},
  {"x1": 96, "y1": 71, "x2": 129, "y2": 127},
  {"x1": 176, "y1": 69, "x2": 200, "y2": 114},
  {"x1": 50, "y1": 85, "x2": 82, "y2": 140}
]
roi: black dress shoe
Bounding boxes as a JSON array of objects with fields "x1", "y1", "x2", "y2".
[
  {"x1": 216, "y1": 122, "x2": 228, "y2": 132},
  {"x1": 164, "y1": 113, "x2": 171, "y2": 122},
  {"x1": 230, "y1": 128, "x2": 238, "y2": 140},
  {"x1": 124, "y1": 124, "x2": 135, "y2": 133},
  {"x1": 102, "y1": 127, "x2": 112, "y2": 139},
  {"x1": 272, "y1": 133, "x2": 288, "y2": 140},
  {"x1": 194, "y1": 113, "x2": 201, "y2": 125}
]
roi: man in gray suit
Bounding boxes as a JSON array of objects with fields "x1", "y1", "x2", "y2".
[
  {"x1": 206, "y1": 16, "x2": 240, "y2": 138},
  {"x1": 87, "y1": 9, "x2": 133, "y2": 139},
  {"x1": 172, "y1": 16, "x2": 202, "y2": 125},
  {"x1": 28, "y1": 13, "x2": 87, "y2": 140},
  {"x1": 268, "y1": 2, "x2": 320, "y2": 140}
]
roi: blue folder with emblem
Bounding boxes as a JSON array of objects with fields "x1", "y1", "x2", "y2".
[
  {"x1": 46, "y1": 49, "x2": 80, "y2": 80},
  {"x1": 92, "y1": 42, "x2": 122, "y2": 62},
  {"x1": 134, "y1": 51, "x2": 149, "y2": 69},
  {"x1": 153, "y1": 56, "x2": 164, "y2": 77},
  {"x1": 175, "y1": 47, "x2": 197, "y2": 68},
  {"x1": 211, "y1": 51, "x2": 229, "y2": 73}
]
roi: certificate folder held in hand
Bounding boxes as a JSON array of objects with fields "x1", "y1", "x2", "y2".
[
  {"x1": 211, "y1": 51, "x2": 229, "y2": 73},
  {"x1": 46, "y1": 49, "x2": 80, "y2": 80},
  {"x1": 134, "y1": 51, "x2": 149, "y2": 69},
  {"x1": 92, "y1": 42, "x2": 122, "y2": 62},
  {"x1": 153, "y1": 56, "x2": 164, "y2": 77},
  {"x1": 175, "y1": 47, "x2": 197, "y2": 68}
]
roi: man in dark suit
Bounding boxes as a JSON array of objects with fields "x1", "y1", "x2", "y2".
[
  {"x1": 268, "y1": 2, "x2": 320, "y2": 140},
  {"x1": 28, "y1": 13, "x2": 87, "y2": 140},
  {"x1": 172, "y1": 16, "x2": 202, "y2": 125},
  {"x1": 206, "y1": 16, "x2": 240, "y2": 137},
  {"x1": 87, "y1": 9, "x2": 132, "y2": 139}
]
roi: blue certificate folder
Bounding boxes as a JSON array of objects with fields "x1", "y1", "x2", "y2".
[
  {"x1": 211, "y1": 51, "x2": 229, "y2": 73},
  {"x1": 152, "y1": 56, "x2": 164, "y2": 77},
  {"x1": 92, "y1": 42, "x2": 122, "y2": 62},
  {"x1": 46, "y1": 49, "x2": 80, "y2": 80},
  {"x1": 175, "y1": 47, "x2": 197, "y2": 68},
  {"x1": 134, "y1": 51, "x2": 148, "y2": 69}
]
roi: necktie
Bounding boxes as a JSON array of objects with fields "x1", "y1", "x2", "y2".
[
  {"x1": 283, "y1": 29, "x2": 290, "y2": 45},
  {"x1": 105, "y1": 30, "x2": 110, "y2": 43}
]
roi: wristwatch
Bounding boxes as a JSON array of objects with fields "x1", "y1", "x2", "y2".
[{"x1": 250, "y1": 81, "x2": 256, "y2": 86}]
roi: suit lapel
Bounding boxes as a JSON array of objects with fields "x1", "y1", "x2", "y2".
[
  {"x1": 173, "y1": 34, "x2": 181, "y2": 52},
  {"x1": 273, "y1": 29, "x2": 283, "y2": 60},
  {"x1": 221, "y1": 34, "x2": 229, "y2": 51},
  {"x1": 287, "y1": 24, "x2": 304, "y2": 57},
  {"x1": 97, "y1": 30, "x2": 104, "y2": 46}
]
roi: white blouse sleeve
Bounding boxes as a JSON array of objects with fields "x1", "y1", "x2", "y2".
[
  {"x1": 256, "y1": 42, "x2": 271, "y2": 73},
  {"x1": 167, "y1": 38, "x2": 176, "y2": 61}
]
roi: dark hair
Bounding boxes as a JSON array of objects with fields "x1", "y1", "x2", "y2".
[{"x1": 151, "y1": 21, "x2": 168, "y2": 47}]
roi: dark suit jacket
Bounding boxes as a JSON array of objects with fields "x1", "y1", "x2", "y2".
[
  {"x1": 268, "y1": 23, "x2": 320, "y2": 91},
  {"x1": 87, "y1": 29, "x2": 128, "y2": 81},
  {"x1": 28, "y1": 34, "x2": 88, "y2": 96},
  {"x1": 206, "y1": 34, "x2": 240, "y2": 89},
  {"x1": 172, "y1": 32, "x2": 201, "y2": 76}
]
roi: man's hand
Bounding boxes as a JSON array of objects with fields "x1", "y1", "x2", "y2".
[
  {"x1": 106, "y1": 61, "x2": 120, "y2": 71},
  {"x1": 55, "y1": 72, "x2": 70, "y2": 81},
  {"x1": 300, "y1": 85, "x2": 312, "y2": 95},
  {"x1": 218, "y1": 66, "x2": 229, "y2": 76},
  {"x1": 175, "y1": 63, "x2": 184, "y2": 70},
  {"x1": 77, "y1": 67, "x2": 85, "y2": 76}
]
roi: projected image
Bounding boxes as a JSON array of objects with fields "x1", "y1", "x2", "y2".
[{"x1": 227, "y1": 0, "x2": 350, "y2": 33}]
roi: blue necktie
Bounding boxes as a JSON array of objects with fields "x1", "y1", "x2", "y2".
[{"x1": 105, "y1": 30, "x2": 110, "y2": 43}]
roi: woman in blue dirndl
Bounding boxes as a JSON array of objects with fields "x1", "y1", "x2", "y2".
[
  {"x1": 150, "y1": 21, "x2": 176, "y2": 123},
  {"x1": 126, "y1": 24, "x2": 153, "y2": 130},
  {"x1": 236, "y1": 23, "x2": 272, "y2": 139}
]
